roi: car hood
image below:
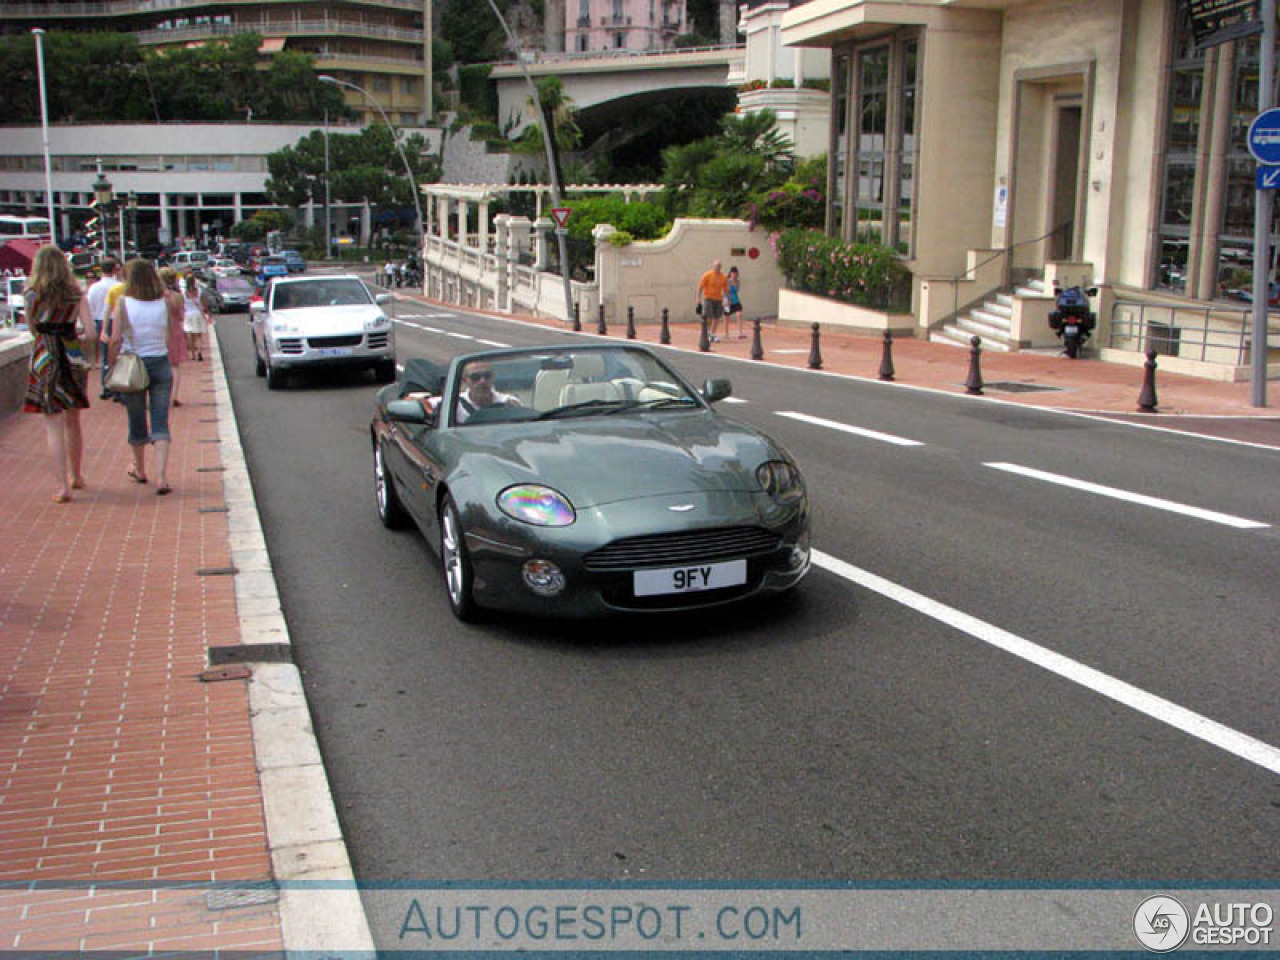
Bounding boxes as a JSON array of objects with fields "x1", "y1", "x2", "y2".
[
  {"x1": 270, "y1": 304, "x2": 382, "y2": 332},
  {"x1": 446, "y1": 412, "x2": 783, "y2": 508}
]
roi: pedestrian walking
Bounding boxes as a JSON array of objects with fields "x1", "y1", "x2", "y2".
[
  {"x1": 107, "y1": 258, "x2": 175, "y2": 495},
  {"x1": 159, "y1": 268, "x2": 188, "y2": 406},
  {"x1": 384, "y1": 260, "x2": 396, "y2": 288},
  {"x1": 696, "y1": 259, "x2": 729, "y2": 342},
  {"x1": 181, "y1": 271, "x2": 211, "y2": 361},
  {"x1": 726, "y1": 266, "x2": 745, "y2": 338},
  {"x1": 86, "y1": 257, "x2": 122, "y2": 397},
  {"x1": 22, "y1": 245, "x2": 92, "y2": 502}
]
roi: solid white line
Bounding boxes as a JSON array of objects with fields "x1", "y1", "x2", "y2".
[
  {"x1": 986, "y1": 462, "x2": 1270, "y2": 529},
  {"x1": 474, "y1": 338, "x2": 511, "y2": 347},
  {"x1": 444, "y1": 331, "x2": 474, "y2": 340},
  {"x1": 722, "y1": 397, "x2": 748, "y2": 404},
  {"x1": 776, "y1": 411, "x2": 924, "y2": 447},
  {"x1": 419, "y1": 325, "x2": 444, "y2": 334},
  {"x1": 812, "y1": 549, "x2": 1280, "y2": 776}
]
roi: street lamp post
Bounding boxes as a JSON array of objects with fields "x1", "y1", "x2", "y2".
[
  {"x1": 483, "y1": 0, "x2": 575, "y2": 325},
  {"x1": 91, "y1": 159, "x2": 119, "y2": 260},
  {"x1": 324, "y1": 108, "x2": 332, "y2": 259},
  {"x1": 32, "y1": 28, "x2": 58, "y2": 245},
  {"x1": 318, "y1": 76, "x2": 423, "y2": 241},
  {"x1": 127, "y1": 191, "x2": 139, "y2": 253}
]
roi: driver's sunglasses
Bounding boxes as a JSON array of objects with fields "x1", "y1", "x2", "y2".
[{"x1": 467, "y1": 370, "x2": 494, "y2": 382}]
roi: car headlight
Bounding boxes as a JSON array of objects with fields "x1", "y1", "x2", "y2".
[
  {"x1": 364, "y1": 313, "x2": 390, "y2": 331},
  {"x1": 756, "y1": 460, "x2": 805, "y2": 502},
  {"x1": 269, "y1": 319, "x2": 300, "y2": 335},
  {"x1": 497, "y1": 485, "x2": 576, "y2": 526}
]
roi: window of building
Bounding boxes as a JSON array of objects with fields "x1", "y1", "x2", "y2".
[
  {"x1": 614, "y1": 32, "x2": 625, "y2": 48},
  {"x1": 402, "y1": 77, "x2": 417, "y2": 95},
  {"x1": 372, "y1": 75, "x2": 391, "y2": 93}
]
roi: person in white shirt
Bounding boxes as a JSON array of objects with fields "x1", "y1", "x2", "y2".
[
  {"x1": 86, "y1": 258, "x2": 122, "y2": 396},
  {"x1": 455, "y1": 361, "x2": 519, "y2": 424}
]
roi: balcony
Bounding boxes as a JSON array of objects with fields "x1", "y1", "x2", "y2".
[{"x1": 134, "y1": 19, "x2": 425, "y2": 47}]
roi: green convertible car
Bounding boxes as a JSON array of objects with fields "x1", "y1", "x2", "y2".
[{"x1": 370, "y1": 344, "x2": 811, "y2": 620}]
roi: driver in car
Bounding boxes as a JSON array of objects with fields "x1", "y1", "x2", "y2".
[{"x1": 455, "y1": 361, "x2": 520, "y2": 423}]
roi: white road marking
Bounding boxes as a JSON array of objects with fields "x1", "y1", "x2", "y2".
[
  {"x1": 776, "y1": 411, "x2": 924, "y2": 447},
  {"x1": 420, "y1": 326, "x2": 444, "y2": 334},
  {"x1": 721, "y1": 397, "x2": 748, "y2": 404},
  {"x1": 771, "y1": 349, "x2": 810, "y2": 355},
  {"x1": 813, "y1": 549, "x2": 1280, "y2": 776},
  {"x1": 445, "y1": 331, "x2": 474, "y2": 340},
  {"x1": 986, "y1": 462, "x2": 1270, "y2": 529},
  {"x1": 474, "y1": 338, "x2": 511, "y2": 347}
]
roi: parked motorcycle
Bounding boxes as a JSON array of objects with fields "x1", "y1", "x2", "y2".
[{"x1": 1048, "y1": 284, "x2": 1098, "y2": 358}]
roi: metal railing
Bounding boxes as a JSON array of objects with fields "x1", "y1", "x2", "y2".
[
  {"x1": 1107, "y1": 299, "x2": 1272, "y2": 366},
  {"x1": 134, "y1": 20, "x2": 424, "y2": 46},
  {"x1": 492, "y1": 43, "x2": 743, "y2": 68},
  {"x1": 941, "y1": 221, "x2": 1072, "y2": 324},
  {"x1": 2, "y1": 0, "x2": 422, "y2": 16}
]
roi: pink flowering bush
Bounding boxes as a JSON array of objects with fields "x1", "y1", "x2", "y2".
[{"x1": 777, "y1": 229, "x2": 909, "y2": 311}]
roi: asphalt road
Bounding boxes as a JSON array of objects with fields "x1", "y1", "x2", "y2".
[{"x1": 217, "y1": 297, "x2": 1279, "y2": 943}]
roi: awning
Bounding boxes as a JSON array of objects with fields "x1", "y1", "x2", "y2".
[{"x1": 260, "y1": 37, "x2": 286, "y2": 52}]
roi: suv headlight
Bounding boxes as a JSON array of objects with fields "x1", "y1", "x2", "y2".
[
  {"x1": 756, "y1": 460, "x2": 805, "y2": 502},
  {"x1": 364, "y1": 313, "x2": 390, "y2": 331},
  {"x1": 497, "y1": 485, "x2": 576, "y2": 527},
  {"x1": 269, "y1": 318, "x2": 300, "y2": 335}
]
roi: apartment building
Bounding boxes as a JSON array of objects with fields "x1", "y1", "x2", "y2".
[
  {"x1": 0, "y1": 0, "x2": 433, "y2": 125},
  {"x1": 563, "y1": 0, "x2": 687, "y2": 53}
]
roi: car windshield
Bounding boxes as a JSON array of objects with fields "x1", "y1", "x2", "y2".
[
  {"x1": 451, "y1": 347, "x2": 701, "y2": 427},
  {"x1": 217, "y1": 278, "x2": 252, "y2": 293},
  {"x1": 271, "y1": 278, "x2": 372, "y2": 310}
]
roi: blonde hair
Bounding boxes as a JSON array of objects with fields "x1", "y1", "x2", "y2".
[
  {"x1": 25, "y1": 245, "x2": 81, "y2": 310},
  {"x1": 159, "y1": 267, "x2": 180, "y2": 289},
  {"x1": 122, "y1": 258, "x2": 165, "y2": 301}
]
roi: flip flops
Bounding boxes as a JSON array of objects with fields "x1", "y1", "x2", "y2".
[
  {"x1": 127, "y1": 467, "x2": 147, "y2": 484},
  {"x1": 156, "y1": 485, "x2": 173, "y2": 496}
]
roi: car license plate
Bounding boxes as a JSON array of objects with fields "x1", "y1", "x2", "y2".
[
  {"x1": 634, "y1": 559, "x2": 746, "y2": 596},
  {"x1": 315, "y1": 347, "x2": 352, "y2": 358},
  {"x1": 1065, "y1": 324, "x2": 1079, "y2": 335}
]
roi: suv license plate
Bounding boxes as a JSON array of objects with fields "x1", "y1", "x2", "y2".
[
  {"x1": 315, "y1": 347, "x2": 353, "y2": 358},
  {"x1": 634, "y1": 559, "x2": 746, "y2": 596}
]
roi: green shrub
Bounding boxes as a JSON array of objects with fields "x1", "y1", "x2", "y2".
[
  {"x1": 606, "y1": 230, "x2": 635, "y2": 247},
  {"x1": 776, "y1": 229, "x2": 909, "y2": 311},
  {"x1": 562, "y1": 194, "x2": 670, "y2": 242}
]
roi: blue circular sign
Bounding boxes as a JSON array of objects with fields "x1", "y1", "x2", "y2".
[{"x1": 1248, "y1": 108, "x2": 1280, "y2": 164}]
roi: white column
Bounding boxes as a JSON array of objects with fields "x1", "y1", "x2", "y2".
[
  {"x1": 457, "y1": 199, "x2": 470, "y2": 247},
  {"x1": 478, "y1": 200, "x2": 491, "y2": 252}
]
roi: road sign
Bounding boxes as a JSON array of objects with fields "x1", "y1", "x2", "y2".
[
  {"x1": 1247, "y1": 108, "x2": 1280, "y2": 164},
  {"x1": 1258, "y1": 166, "x2": 1280, "y2": 189},
  {"x1": 550, "y1": 207, "x2": 572, "y2": 229}
]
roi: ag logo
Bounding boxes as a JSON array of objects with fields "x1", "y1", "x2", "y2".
[{"x1": 1134, "y1": 895, "x2": 1190, "y2": 952}]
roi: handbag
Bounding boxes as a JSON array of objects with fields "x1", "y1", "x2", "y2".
[{"x1": 105, "y1": 304, "x2": 149, "y2": 393}]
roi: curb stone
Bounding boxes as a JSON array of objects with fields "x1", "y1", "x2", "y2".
[{"x1": 210, "y1": 330, "x2": 377, "y2": 957}]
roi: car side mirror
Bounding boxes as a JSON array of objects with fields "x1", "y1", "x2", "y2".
[
  {"x1": 702, "y1": 378, "x2": 732, "y2": 403},
  {"x1": 249, "y1": 301, "x2": 265, "y2": 316},
  {"x1": 386, "y1": 398, "x2": 433, "y2": 426},
  {"x1": 1085, "y1": 287, "x2": 1098, "y2": 297},
  {"x1": 375, "y1": 293, "x2": 392, "y2": 305}
]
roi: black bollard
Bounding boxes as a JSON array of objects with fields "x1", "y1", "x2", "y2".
[
  {"x1": 878, "y1": 329, "x2": 896, "y2": 381},
  {"x1": 699, "y1": 312, "x2": 711, "y2": 352},
  {"x1": 597, "y1": 303, "x2": 607, "y2": 335},
  {"x1": 660, "y1": 307, "x2": 671, "y2": 345},
  {"x1": 808, "y1": 323, "x2": 823, "y2": 370},
  {"x1": 572, "y1": 301, "x2": 581, "y2": 332},
  {"x1": 965, "y1": 335, "x2": 984, "y2": 395},
  {"x1": 1137, "y1": 349, "x2": 1159, "y2": 412},
  {"x1": 750, "y1": 317, "x2": 764, "y2": 361},
  {"x1": 626, "y1": 305, "x2": 636, "y2": 340}
]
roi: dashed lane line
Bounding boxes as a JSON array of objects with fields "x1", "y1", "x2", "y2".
[
  {"x1": 475, "y1": 338, "x2": 511, "y2": 348},
  {"x1": 776, "y1": 411, "x2": 924, "y2": 447},
  {"x1": 986, "y1": 462, "x2": 1270, "y2": 530},
  {"x1": 813, "y1": 549, "x2": 1280, "y2": 776}
]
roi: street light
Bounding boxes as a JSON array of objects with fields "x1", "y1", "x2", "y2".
[
  {"x1": 91, "y1": 159, "x2": 124, "y2": 261},
  {"x1": 317, "y1": 75, "x2": 423, "y2": 240},
  {"x1": 127, "y1": 191, "x2": 139, "y2": 253},
  {"x1": 32, "y1": 28, "x2": 57, "y2": 245}
]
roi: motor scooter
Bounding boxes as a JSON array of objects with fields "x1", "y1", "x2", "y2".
[{"x1": 1048, "y1": 284, "x2": 1098, "y2": 358}]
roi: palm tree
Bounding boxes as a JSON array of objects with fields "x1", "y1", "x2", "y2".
[{"x1": 719, "y1": 109, "x2": 795, "y2": 175}]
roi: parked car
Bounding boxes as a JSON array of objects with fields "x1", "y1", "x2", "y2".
[
  {"x1": 369, "y1": 344, "x2": 811, "y2": 620},
  {"x1": 280, "y1": 249, "x2": 307, "y2": 273},
  {"x1": 250, "y1": 274, "x2": 395, "y2": 389},
  {"x1": 209, "y1": 276, "x2": 254, "y2": 313}
]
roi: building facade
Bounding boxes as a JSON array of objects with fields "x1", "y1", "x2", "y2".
[
  {"x1": 783, "y1": 0, "x2": 1277, "y2": 346},
  {"x1": 563, "y1": 0, "x2": 687, "y2": 53},
  {"x1": 0, "y1": 0, "x2": 433, "y2": 125}
]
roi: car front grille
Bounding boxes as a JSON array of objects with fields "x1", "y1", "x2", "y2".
[
  {"x1": 367, "y1": 331, "x2": 391, "y2": 350},
  {"x1": 307, "y1": 334, "x2": 363, "y2": 349},
  {"x1": 278, "y1": 338, "x2": 304, "y2": 355},
  {"x1": 583, "y1": 526, "x2": 782, "y2": 572}
]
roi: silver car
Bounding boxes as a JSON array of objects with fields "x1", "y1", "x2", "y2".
[{"x1": 250, "y1": 274, "x2": 396, "y2": 389}]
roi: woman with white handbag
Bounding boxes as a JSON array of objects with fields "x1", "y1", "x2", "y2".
[{"x1": 106, "y1": 258, "x2": 175, "y2": 496}]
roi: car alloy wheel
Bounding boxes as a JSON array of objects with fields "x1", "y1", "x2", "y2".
[
  {"x1": 374, "y1": 443, "x2": 408, "y2": 529},
  {"x1": 440, "y1": 496, "x2": 477, "y2": 622}
]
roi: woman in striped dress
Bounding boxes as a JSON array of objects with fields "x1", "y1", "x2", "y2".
[{"x1": 22, "y1": 245, "x2": 92, "y2": 503}]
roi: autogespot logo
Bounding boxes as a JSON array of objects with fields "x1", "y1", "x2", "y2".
[{"x1": 1134, "y1": 895, "x2": 1190, "y2": 952}]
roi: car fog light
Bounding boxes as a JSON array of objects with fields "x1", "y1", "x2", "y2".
[
  {"x1": 788, "y1": 533, "x2": 811, "y2": 569},
  {"x1": 522, "y1": 559, "x2": 566, "y2": 597}
]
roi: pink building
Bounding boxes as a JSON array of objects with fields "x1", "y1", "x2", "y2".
[{"x1": 564, "y1": 0, "x2": 687, "y2": 53}]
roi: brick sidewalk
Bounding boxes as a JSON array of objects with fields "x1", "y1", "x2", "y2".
[{"x1": 0, "y1": 347, "x2": 286, "y2": 952}]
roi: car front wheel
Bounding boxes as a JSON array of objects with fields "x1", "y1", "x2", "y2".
[{"x1": 440, "y1": 495, "x2": 477, "y2": 622}]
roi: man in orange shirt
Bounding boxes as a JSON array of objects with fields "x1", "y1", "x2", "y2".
[{"x1": 696, "y1": 259, "x2": 729, "y2": 342}]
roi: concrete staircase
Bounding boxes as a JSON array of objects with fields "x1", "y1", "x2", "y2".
[{"x1": 931, "y1": 278, "x2": 1051, "y2": 351}]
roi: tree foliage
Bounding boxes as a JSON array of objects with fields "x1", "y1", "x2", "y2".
[
  {"x1": 265, "y1": 127, "x2": 440, "y2": 226},
  {"x1": 660, "y1": 109, "x2": 796, "y2": 219},
  {"x1": 0, "y1": 30, "x2": 350, "y2": 123}
]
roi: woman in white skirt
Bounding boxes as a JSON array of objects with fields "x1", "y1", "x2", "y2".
[{"x1": 181, "y1": 271, "x2": 211, "y2": 361}]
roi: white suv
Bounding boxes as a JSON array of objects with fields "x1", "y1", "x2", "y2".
[{"x1": 250, "y1": 274, "x2": 396, "y2": 389}]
